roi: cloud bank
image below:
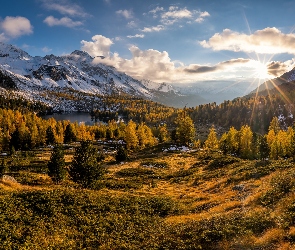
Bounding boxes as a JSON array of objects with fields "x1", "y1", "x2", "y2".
[
  {"x1": 200, "y1": 27, "x2": 295, "y2": 55},
  {"x1": 44, "y1": 16, "x2": 83, "y2": 28},
  {"x1": 81, "y1": 34, "x2": 275, "y2": 83}
]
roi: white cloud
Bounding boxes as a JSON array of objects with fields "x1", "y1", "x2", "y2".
[
  {"x1": 148, "y1": 7, "x2": 164, "y2": 18},
  {"x1": 43, "y1": 1, "x2": 88, "y2": 17},
  {"x1": 162, "y1": 7, "x2": 192, "y2": 19},
  {"x1": 142, "y1": 25, "x2": 165, "y2": 33},
  {"x1": 44, "y1": 16, "x2": 83, "y2": 28},
  {"x1": 42, "y1": 46, "x2": 52, "y2": 53},
  {"x1": 127, "y1": 21, "x2": 137, "y2": 28},
  {"x1": 114, "y1": 36, "x2": 122, "y2": 41},
  {"x1": 146, "y1": 6, "x2": 210, "y2": 26},
  {"x1": 116, "y1": 9, "x2": 133, "y2": 19},
  {"x1": 149, "y1": 7, "x2": 164, "y2": 14},
  {"x1": 200, "y1": 27, "x2": 295, "y2": 54},
  {"x1": 81, "y1": 35, "x2": 113, "y2": 57},
  {"x1": 266, "y1": 60, "x2": 295, "y2": 76},
  {"x1": 195, "y1": 11, "x2": 210, "y2": 23},
  {"x1": 127, "y1": 34, "x2": 145, "y2": 38},
  {"x1": 0, "y1": 16, "x2": 33, "y2": 39}
]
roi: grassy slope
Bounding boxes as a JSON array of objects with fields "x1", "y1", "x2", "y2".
[{"x1": 1, "y1": 147, "x2": 295, "y2": 249}]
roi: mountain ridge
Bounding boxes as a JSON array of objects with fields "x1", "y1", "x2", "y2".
[{"x1": 0, "y1": 42, "x2": 183, "y2": 111}]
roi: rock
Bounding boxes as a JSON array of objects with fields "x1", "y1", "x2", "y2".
[
  {"x1": 232, "y1": 184, "x2": 245, "y2": 192},
  {"x1": 1, "y1": 175, "x2": 17, "y2": 183}
]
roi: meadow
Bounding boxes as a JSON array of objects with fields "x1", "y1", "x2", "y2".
[{"x1": 1, "y1": 144, "x2": 295, "y2": 249}]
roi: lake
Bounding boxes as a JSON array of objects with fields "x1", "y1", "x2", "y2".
[{"x1": 42, "y1": 112, "x2": 95, "y2": 125}]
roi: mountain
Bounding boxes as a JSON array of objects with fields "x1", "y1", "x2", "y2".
[
  {"x1": 0, "y1": 42, "x2": 190, "y2": 111},
  {"x1": 171, "y1": 80, "x2": 255, "y2": 105}
]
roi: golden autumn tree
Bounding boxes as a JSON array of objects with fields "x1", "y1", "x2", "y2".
[
  {"x1": 204, "y1": 126, "x2": 219, "y2": 151},
  {"x1": 124, "y1": 120, "x2": 139, "y2": 150}
]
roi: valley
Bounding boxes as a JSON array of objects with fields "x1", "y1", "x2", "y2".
[{"x1": 1, "y1": 42, "x2": 295, "y2": 249}]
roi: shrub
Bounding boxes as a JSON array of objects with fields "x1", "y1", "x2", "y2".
[
  {"x1": 259, "y1": 170, "x2": 295, "y2": 206},
  {"x1": 206, "y1": 156, "x2": 239, "y2": 170},
  {"x1": 115, "y1": 146, "x2": 128, "y2": 162}
]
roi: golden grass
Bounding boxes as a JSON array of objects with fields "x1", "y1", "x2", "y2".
[{"x1": 254, "y1": 228, "x2": 285, "y2": 247}]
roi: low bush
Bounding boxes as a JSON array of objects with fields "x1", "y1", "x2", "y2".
[
  {"x1": 116, "y1": 167, "x2": 155, "y2": 178},
  {"x1": 141, "y1": 160, "x2": 169, "y2": 169},
  {"x1": 206, "y1": 156, "x2": 240, "y2": 170}
]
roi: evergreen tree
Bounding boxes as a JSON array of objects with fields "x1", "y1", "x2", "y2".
[
  {"x1": 259, "y1": 135, "x2": 269, "y2": 160},
  {"x1": 116, "y1": 146, "x2": 128, "y2": 162},
  {"x1": 10, "y1": 128, "x2": 22, "y2": 151},
  {"x1": 0, "y1": 159, "x2": 8, "y2": 177},
  {"x1": 69, "y1": 141, "x2": 105, "y2": 188},
  {"x1": 64, "y1": 124, "x2": 77, "y2": 144},
  {"x1": 47, "y1": 145, "x2": 66, "y2": 184},
  {"x1": 46, "y1": 126, "x2": 56, "y2": 145},
  {"x1": 219, "y1": 133, "x2": 228, "y2": 155}
]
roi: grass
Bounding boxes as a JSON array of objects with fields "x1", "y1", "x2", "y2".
[{"x1": 1, "y1": 146, "x2": 295, "y2": 248}]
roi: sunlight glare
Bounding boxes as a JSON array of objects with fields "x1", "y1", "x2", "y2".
[{"x1": 254, "y1": 62, "x2": 269, "y2": 79}]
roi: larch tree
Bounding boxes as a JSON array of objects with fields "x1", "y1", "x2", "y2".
[
  {"x1": 239, "y1": 125, "x2": 253, "y2": 158},
  {"x1": 124, "y1": 120, "x2": 139, "y2": 150},
  {"x1": 175, "y1": 113, "x2": 196, "y2": 146},
  {"x1": 204, "y1": 126, "x2": 219, "y2": 151}
]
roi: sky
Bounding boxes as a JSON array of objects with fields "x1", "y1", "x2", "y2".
[{"x1": 1, "y1": 0, "x2": 295, "y2": 87}]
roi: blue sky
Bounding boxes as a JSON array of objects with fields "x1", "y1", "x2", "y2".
[{"x1": 1, "y1": 0, "x2": 295, "y2": 86}]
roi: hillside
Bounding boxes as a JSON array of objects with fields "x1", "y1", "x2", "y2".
[{"x1": 1, "y1": 146, "x2": 295, "y2": 249}]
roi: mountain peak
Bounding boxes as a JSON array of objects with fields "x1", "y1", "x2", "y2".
[
  {"x1": 70, "y1": 50, "x2": 93, "y2": 59},
  {"x1": 0, "y1": 42, "x2": 31, "y2": 60}
]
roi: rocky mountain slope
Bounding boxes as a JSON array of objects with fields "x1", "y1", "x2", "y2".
[{"x1": 0, "y1": 42, "x2": 179, "y2": 111}]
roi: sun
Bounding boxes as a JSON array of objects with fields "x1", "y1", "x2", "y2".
[{"x1": 254, "y1": 61, "x2": 269, "y2": 79}]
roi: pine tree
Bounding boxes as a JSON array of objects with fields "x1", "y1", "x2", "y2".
[
  {"x1": 10, "y1": 128, "x2": 22, "y2": 151},
  {"x1": 69, "y1": 141, "x2": 105, "y2": 188},
  {"x1": 46, "y1": 126, "x2": 56, "y2": 145},
  {"x1": 116, "y1": 146, "x2": 128, "y2": 162},
  {"x1": 259, "y1": 135, "x2": 269, "y2": 160},
  {"x1": 64, "y1": 124, "x2": 77, "y2": 144},
  {"x1": 47, "y1": 145, "x2": 66, "y2": 184},
  {"x1": 0, "y1": 159, "x2": 8, "y2": 177}
]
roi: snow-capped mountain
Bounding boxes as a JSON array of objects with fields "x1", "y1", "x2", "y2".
[{"x1": 0, "y1": 42, "x2": 163, "y2": 99}]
